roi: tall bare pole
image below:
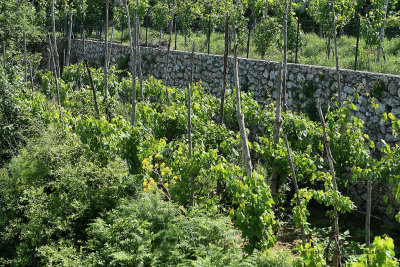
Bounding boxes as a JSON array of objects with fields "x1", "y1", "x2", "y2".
[
  {"x1": 2, "y1": 41, "x2": 5, "y2": 70},
  {"x1": 190, "y1": 43, "x2": 195, "y2": 84},
  {"x1": 317, "y1": 100, "x2": 341, "y2": 267},
  {"x1": 52, "y1": 0, "x2": 61, "y2": 77},
  {"x1": 28, "y1": 60, "x2": 34, "y2": 91},
  {"x1": 164, "y1": 0, "x2": 176, "y2": 105},
  {"x1": 23, "y1": 32, "x2": 27, "y2": 85},
  {"x1": 108, "y1": 27, "x2": 115, "y2": 67},
  {"x1": 282, "y1": 0, "x2": 288, "y2": 111},
  {"x1": 48, "y1": 34, "x2": 62, "y2": 120},
  {"x1": 104, "y1": 0, "x2": 110, "y2": 120},
  {"x1": 377, "y1": 0, "x2": 388, "y2": 63},
  {"x1": 66, "y1": 11, "x2": 73, "y2": 66},
  {"x1": 219, "y1": 12, "x2": 230, "y2": 124},
  {"x1": 271, "y1": 62, "x2": 283, "y2": 197},
  {"x1": 188, "y1": 83, "x2": 194, "y2": 206},
  {"x1": 136, "y1": 14, "x2": 144, "y2": 101},
  {"x1": 330, "y1": 0, "x2": 341, "y2": 106},
  {"x1": 365, "y1": 178, "x2": 372, "y2": 248},
  {"x1": 123, "y1": 0, "x2": 137, "y2": 126},
  {"x1": 233, "y1": 27, "x2": 252, "y2": 177},
  {"x1": 284, "y1": 135, "x2": 306, "y2": 248}
]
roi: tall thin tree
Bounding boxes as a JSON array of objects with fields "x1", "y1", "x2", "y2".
[
  {"x1": 233, "y1": 27, "x2": 252, "y2": 177},
  {"x1": 219, "y1": 12, "x2": 230, "y2": 124}
]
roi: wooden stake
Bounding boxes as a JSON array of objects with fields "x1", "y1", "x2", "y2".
[
  {"x1": 104, "y1": 0, "x2": 110, "y2": 120},
  {"x1": 52, "y1": 0, "x2": 61, "y2": 77},
  {"x1": 188, "y1": 83, "x2": 194, "y2": 206},
  {"x1": 284, "y1": 135, "x2": 306, "y2": 248},
  {"x1": 2, "y1": 41, "x2": 5, "y2": 70},
  {"x1": 29, "y1": 60, "x2": 34, "y2": 91},
  {"x1": 164, "y1": 0, "x2": 176, "y2": 105},
  {"x1": 123, "y1": 0, "x2": 137, "y2": 125},
  {"x1": 136, "y1": 13, "x2": 144, "y2": 101},
  {"x1": 377, "y1": 0, "x2": 388, "y2": 63},
  {"x1": 317, "y1": 99, "x2": 341, "y2": 267},
  {"x1": 233, "y1": 26, "x2": 252, "y2": 177},
  {"x1": 84, "y1": 58, "x2": 101, "y2": 119},
  {"x1": 66, "y1": 11, "x2": 73, "y2": 66},
  {"x1": 23, "y1": 32, "x2": 27, "y2": 85},
  {"x1": 108, "y1": 27, "x2": 114, "y2": 67},
  {"x1": 365, "y1": 178, "x2": 372, "y2": 248},
  {"x1": 271, "y1": 62, "x2": 283, "y2": 196},
  {"x1": 48, "y1": 34, "x2": 62, "y2": 120},
  {"x1": 282, "y1": 0, "x2": 288, "y2": 111},
  {"x1": 219, "y1": 12, "x2": 230, "y2": 124},
  {"x1": 190, "y1": 43, "x2": 195, "y2": 84},
  {"x1": 330, "y1": 0, "x2": 341, "y2": 106}
]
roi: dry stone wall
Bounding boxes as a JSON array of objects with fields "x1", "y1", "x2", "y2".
[{"x1": 70, "y1": 39, "x2": 400, "y2": 144}]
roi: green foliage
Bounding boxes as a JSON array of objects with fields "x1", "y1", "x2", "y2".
[
  {"x1": 348, "y1": 236, "x2": 399, "y2": 267},
  {"x1": 294, "y1": 241, "x2": 327, "y2": 267}
]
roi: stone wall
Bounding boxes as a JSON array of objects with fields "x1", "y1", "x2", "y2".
[{"x1": 69, "y1": 39, "x2": 400, "y2": 144}]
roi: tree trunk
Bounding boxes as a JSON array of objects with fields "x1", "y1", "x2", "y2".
[
  {"x1": 271, "y1": 62, "x2": 283, "y2": 197},
  {"x1": 52, "y1": 0, "x2": 61, "y2": 77},
  {"x1": 23, "y1": 32, "x2": 27, "y2": 86},
  {"x1": 331, "y1": 0, "x2": 341, "y2": 106},
  {"x1": 123, "y1": 0, "x2": 137, "y2": 126},
  {"x1": 188, "y1": 83, "x2": 194, "y2": 206},
  {"x1": 164, "y1": 0, "x2": 176, "y2": 105},
  {"x1": 317, "y1": 100, "x2": 341, "y2": 267},
  {"x1": 104, "y1": 0, "x2": 110, "y2": 120},
  {"x1": 66, "y1": 11, "x2": 73, "y2": 66},
  {"x1": 48, "y1": 34, "x2": 62, "y2": 120},
  {"x1": 284, "y1": 135, "x2": 306, "y2": 248},
  {"x1": 233, "y1": 27, "x2": 252, "y2": 177},
  {"x1": 283, "y1": 0, "x2": 288, "y2": 111},
  {"x1": 219, "y1": 12, "x2": 230, "y2": 124},
  {"x1": 377, "y1": 0, "x2": 388, "y2": 63},
  {"x1": 365, "y1": 178, "x2": 372, "y2": 248},
  {"x1": 84, "y1": 58, "x2": 101, "y2": 119}
]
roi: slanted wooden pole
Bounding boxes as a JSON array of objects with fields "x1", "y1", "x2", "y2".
[
  {"x1": 84, "y1": 58, "x2": 101, "y2": 119},
  {"x1": 233, "y1": 26, "x2": 252, "y2": 177},
  {"x1": 282, "y1": 0, "x2": 288, "y2": 111},
  {"x1": 190, "y1": 43, "x2": 195, "y2": 84},
  {"x1": 136, "y1": 13, "x2": 144, "y2": 101},
  {"x1": 354, "y1": 16, "x2": 360, "y2": 71},
  {"x1": 66, "y1": 11, "x2": 73, "y2": 66},
  {"x1": 108, "y1": 27, "x2": 114, "y2": 67},
  {"x1": 48, "y1": 34, "x2": 62, "y2": 120},
  {"x1": 284, "y1": 135, "x2": 306, "y2": 248},
  {"x1": 317, "y1": 100, "x2": 341, "y2": 267},
  {"x1": 219, "y1": 12, "x2": 230, "y2": 124}
]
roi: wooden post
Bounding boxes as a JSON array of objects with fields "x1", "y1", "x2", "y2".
[
  {"x1": 108, "y1": 27, "x2": 114, "y2": 67},
  {"x1": 330, "y1": 0, "x2": 341, "y2": 106},
  {"x1": 136, "y1": 13, "x2": 144, "y2": 101},
  {"x1": 219, "y1": 12, "x2": 230, "y2": 124},
  {"x1": 84, "y1": 58, "x2": 101, "y2": 119},
  {"x1": 365, "y1": 178, "x2": 372, "y2": 248},
  {"x1": 284, "y1": 135, "x2": 306, "y2": 248},
  {"x1": 164, "y1": 0, "x2": 176, "y2": 105},
  {"x1": 190, "y1": 43, "x2": 195, "y2": 84},
  {"x1": 282, "y1": 0, "x2": 288, "y2": 111},
  {"x1": 66, "y1": 11, "x2": 73, "y2": 66},
  {"x1": 207, "y1": 16, "x2": 211, "y2": 55},
  {"x1": 271, "y1": 62, "x2": 283, "y2": 197},
  {"x1": 23, "y1": 32, "x2": 27, "y2": 85},
  {"x1": 28, "y1": 60, "x2": 34, "y2": 91},
  {"x1": 52, "y1": 0, "x2": 61, "y2": 77},
  {"x1": 354, "y1": 16, "x2": 360, "y2": 71},
  {"x1": 123, "y1": 0, "x2": 137, "y2": 125},
  {"x1": 233, "y1": 27, "x2": 252, "y2": 177},
  {"x1": 104, "y1": 0, "x2": 110, "y2": 120},
  {"x1": 48, "y1": 34, "x2": 62, "y2": 120},
  {"x1": 295, "y1": 20, "x2": 300, "y2": 64},
  {"x1": 188, "y1": 83, "x2": 194, "y2": 206},
  {"x1": 246, "y1": 17, "x2": 251, "y2": 59},
  {"x1": 317, "y1": 100, "x2": 341, "y2": 267},
  {"x1": 174, "y1": 15, "x2": 178, "y2": 50},
  {"x1": 377, "y1": 0, "x2": 388, "y2": 63},
  {"x1": 2, "y1": 41, "x2": 5, "y2": 70}
]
